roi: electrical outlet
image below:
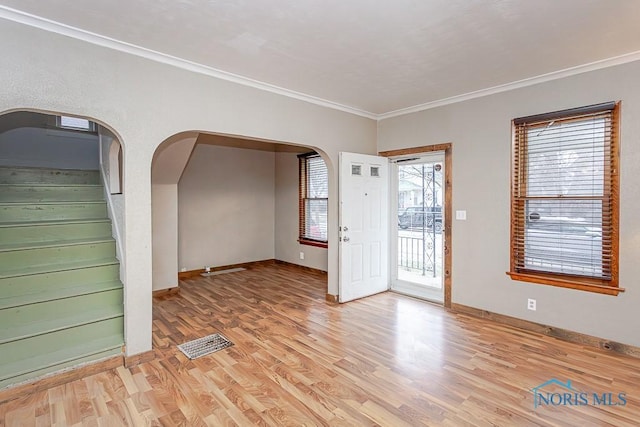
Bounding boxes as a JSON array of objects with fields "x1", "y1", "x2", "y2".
[
  {"x1": 180, "y1": 267, "x2": 186, "y2": 272},
  {"x1": 527, "y1": 298, "x2": 537, "y2": 311},
  {"x1": 300, "y1": 252, "x2": 305, "y2": 260},
  {"x1": 205, "y1": 266, "x2": 211, "y2": 273}
]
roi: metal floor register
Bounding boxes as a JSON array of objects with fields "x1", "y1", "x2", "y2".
[{"x1": 178, "y1": 333, "x2": 234, "y2": 359}]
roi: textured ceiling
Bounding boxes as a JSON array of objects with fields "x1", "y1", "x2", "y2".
[{"x1": 2, "y1": 0, "x2": 640, "y2": 116}]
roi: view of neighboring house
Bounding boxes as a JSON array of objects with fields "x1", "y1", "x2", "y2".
[{"x1": 398, "y1": 165, "x2": 443, "y2": 211}]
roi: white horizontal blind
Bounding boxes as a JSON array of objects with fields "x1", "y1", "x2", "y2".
[
  {"x1": 299, "y1": 154, "x2": 328, "y2": 242},
  {"x1": 511, "y1": 102, "x2": 618, "y2": 282}
]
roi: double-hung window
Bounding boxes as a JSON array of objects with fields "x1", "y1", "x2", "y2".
[
  {"x1": 508, "y1": 102, "x2": 621, "y2": 295},
  {"x1": 299, "y1": 153, "x2": 328, "y2": 247}
]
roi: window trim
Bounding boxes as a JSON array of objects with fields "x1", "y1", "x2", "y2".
[
  {"x1": 298, "y1": 152, "x2": 328, "y2": 248},
  {"x1": 507, "y1": 101, "x2": 623, "y2": 296}
]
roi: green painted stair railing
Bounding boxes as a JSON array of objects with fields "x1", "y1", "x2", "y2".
[{"x1": 0, "y1": 166, "x2": 124, "y2": 388}]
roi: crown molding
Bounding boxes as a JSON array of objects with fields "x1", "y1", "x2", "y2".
[
  {"x1": 0, "y1": 5, "x2": 377, "y2": 120},
  {"x1": 2, "y1": 5, "x2": 640, "y2": 122},
  {"x1": 378, "y1": 50, "x2": 640, "y2": 120}
]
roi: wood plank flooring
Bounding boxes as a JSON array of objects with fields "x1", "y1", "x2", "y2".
[{"x1": 1, "y1": 262, "x2": 639, "y2": 426}]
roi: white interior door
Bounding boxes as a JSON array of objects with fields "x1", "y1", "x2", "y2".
[{"x1": 339, "y1": 152, "x2": 389, "y2": 302}]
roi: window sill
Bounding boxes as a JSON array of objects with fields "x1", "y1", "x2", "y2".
[
  {"x1": 299, "y1": 238, "x2": 328, "y2": 249},
  {"x1": 507, "y1": 271, "x2": 624, "y2": 296}
]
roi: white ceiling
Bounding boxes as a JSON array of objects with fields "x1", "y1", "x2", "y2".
[{"x1": 2, "y1": 0, "x2": 640, "y2": 117}]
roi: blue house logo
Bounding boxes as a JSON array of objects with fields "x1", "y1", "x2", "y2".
[{"x1": 532, "y1": 378, "x2": 627, "y2": 409}]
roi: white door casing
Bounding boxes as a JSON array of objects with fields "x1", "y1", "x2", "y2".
[{"x1": 339, "y1": 152, "x2": 389, "y2": 302}]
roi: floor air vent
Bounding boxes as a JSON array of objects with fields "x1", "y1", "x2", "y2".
[
  {"x1": 178, "y1": 333, "x2": 234, "y2": 359},
  {"x1": 200, "y1": 267, "x2": 246, "y2": 277}
]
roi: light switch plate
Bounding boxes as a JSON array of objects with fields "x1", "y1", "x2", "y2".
[{"x1": 456, "y1": 210, "x2": 467, "y2": 220}]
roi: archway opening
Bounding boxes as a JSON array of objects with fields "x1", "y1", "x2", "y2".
[
  {"x1": 0, "y1": 109, "x2": 127, "y2": 388},
  {"x1": 150, "y1": 131, "x2": 331, "y2": 345}
]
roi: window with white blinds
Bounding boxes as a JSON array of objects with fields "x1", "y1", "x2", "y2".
[
  {"x1": 299, "y1": 153, "x2": 328, "y2": 247},
  {"x1": 509, "y1": 101, "x2": 622, "y2": 295}
]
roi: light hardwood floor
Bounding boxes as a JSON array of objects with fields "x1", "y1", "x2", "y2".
[{"x1": 1, "y1": 262, "x2": 639, "y2": 426}]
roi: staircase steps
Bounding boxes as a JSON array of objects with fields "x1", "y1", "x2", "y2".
[
  {"x1": 0, "y1": 201, "x2": 107, "y2": 222},
  {"x1": 0, "y1": 184, "x2": 104, "y2": 202},
  {"x1": 0, "y1": 256, "x2": 119, "y2": 281},
  {"x1": 0, "y1": 264, "x2": 120, "y2": 301},
  {"x1": 0, "y1": 166, "x2": 124, "y2": 389},
  {"x1": 0, "y1": 219, "x2": 113, "y2": 245},
  {"x1": 0, "y1": 323, "x2": 124, "y2": 387},
  {"x1": 0, "y1": 167, "x2": 100, "y2": 185},
  {"x1": 0, "y1": 289, "x2": 124, "y2": 344},
  {"x1": 0, "y1": 280, "x2": 123, "y2": 311},
  {"x1": 0, "y1": 239, "x2": 116, "y2": 273}
]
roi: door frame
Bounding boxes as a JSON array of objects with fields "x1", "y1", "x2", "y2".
[
  {"x1": 389, "y1": 152, "x2": 445, "y2": 303},
  {"x1": 379, "y1": 143, "x2": 452, "y2": 309}
]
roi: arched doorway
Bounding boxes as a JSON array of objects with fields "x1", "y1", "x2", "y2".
[
  {"x1": 0, "y1": 109, "x2": 127, "y2": 388},
  {"x1": 150, "y1": 131, "x2": 332, "y2": 336}
]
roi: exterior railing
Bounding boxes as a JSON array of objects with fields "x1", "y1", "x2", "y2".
[{"x1": 398, "y1": 235, "x2": 435, "y2": 276}]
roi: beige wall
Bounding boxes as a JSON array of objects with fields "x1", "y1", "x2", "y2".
[
  {"x1": 151, "y1": 136, "x2": 197, "y2": 291},
  {"x1": 151, "y1": 184, "x2": 178, "y2": 290},
  {"x1": 176, "y1": 147, "x2": 327, "y2": 273},
  {"x1": 0, "y1": 19, "x2": 377, "y2": 355},
  {"x1": 178, "y1": 144, "x2": 276, "y2": 270},
  {"x1": 0, "y1": 127, "x2": 99, "y2": 169},
  {"x1": 275, "y1": 152, "x2": 328, "y2": 271},
  {"x1": 378, "y1": 60, "x2": 640, "y2": 347}
]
